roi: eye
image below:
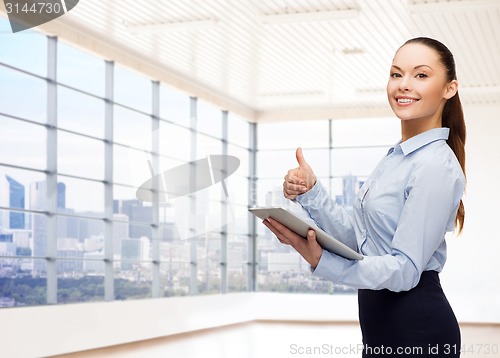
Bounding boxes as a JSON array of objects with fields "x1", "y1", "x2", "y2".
[
  {"x1": 390, "y1": 72, "x2": 402, "y2": 78},
  {"x1": 416, "y1": 73, "x2": 428, "y2": 79}
]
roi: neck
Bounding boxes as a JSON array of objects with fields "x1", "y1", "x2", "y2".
[{"x1": 401, "y1": 118, "x2": 442, "y2": 142}]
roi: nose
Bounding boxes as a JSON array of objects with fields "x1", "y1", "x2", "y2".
[{"x1": 399, "y1": 75, "x2": 411, "y2": 92}]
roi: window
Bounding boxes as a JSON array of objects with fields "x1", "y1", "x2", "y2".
[
  {"x1": 58, "y1": 131, "x2": 105, "y2": 181},
  {"x1": 114, "y1": 65, "x2": 152, "y2": 113},
  {"x1": 58, "y1": 86, "x2": 105, "y2": 139},
  {"x1": 0, "y1": 66, "x2": 46, "y2": 123},
  {"x1": 57, "y1": 41, "x2": 105, "y2": 97},
  {"x1": 0, "y1": 18, "x2": 46, "y2": 76},
  {"x1": 0, "y1": 115, "x2": 46, "y2": 170},
  {"x1": 197, "y1": 100, "x2": 222, "y2": 138},
  {"x1": 159, "y1": 84, "x2": 190, "y2": 127}
]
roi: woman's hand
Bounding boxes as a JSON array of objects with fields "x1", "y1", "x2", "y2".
[
  {"x1": 283, "y1": 147, "x2": 317, "y2": 200},
  {"x1": 263, "y1": 217, "x2": 323, "y2": 269}
]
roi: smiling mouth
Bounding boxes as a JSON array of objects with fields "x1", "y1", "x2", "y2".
[{"x1": 397, "y1": 98, "x2": 419, "y2": 104}]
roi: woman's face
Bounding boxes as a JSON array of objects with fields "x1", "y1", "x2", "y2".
[{"x1": 387, "y1": 43, "x2": 456, "y2": 123}]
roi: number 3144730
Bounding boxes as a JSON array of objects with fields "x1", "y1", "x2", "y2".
[{"x1": 5, "y1": 2, "x2": 64, "y2": 14}]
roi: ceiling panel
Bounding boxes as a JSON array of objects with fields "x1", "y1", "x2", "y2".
[{"x1": 2, "y1": 0, "x2": 499, "y2": 121}]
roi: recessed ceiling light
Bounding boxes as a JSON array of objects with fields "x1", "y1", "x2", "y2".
[
  {"x1": 124, "y1": 19, "x2": 220, "y2": 34},
  {"x1": 260, "y1": 8, "x2": 359, "y2": 24},
  {"x1": 342, "y1": 48, "x2": 364, "y2": 55},
  {"x1": 259, "y1": 91, "x2": 325, "y2": 98}
]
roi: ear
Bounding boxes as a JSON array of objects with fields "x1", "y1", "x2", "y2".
[{"x1": 444, "y1": 79, "x2": 458, "y2": 100}]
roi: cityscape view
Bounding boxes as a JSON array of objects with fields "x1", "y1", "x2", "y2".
[{"x1": 0, "y1": 172, "x2": 362, "y2": 307}]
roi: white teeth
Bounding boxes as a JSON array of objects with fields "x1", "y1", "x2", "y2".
[{"x1": 397, "y1": 98, "x2": 417, "y2": 103}]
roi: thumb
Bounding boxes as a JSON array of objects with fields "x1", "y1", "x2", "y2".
[
  {"x1": 307, "y1": 229, "x2": 316, "y2": 242},
  {"x1": 296, "y1": 147, "x2": 309, "y2": 168}
]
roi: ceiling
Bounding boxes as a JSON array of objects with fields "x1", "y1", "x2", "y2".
[{"x1": 3, "y1": 0, "x2": 500, "y2": 122}]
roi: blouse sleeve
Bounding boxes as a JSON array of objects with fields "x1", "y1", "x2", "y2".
[
  {"x1": 295, "y1": 180, "x2": 358, "y2": 252},
  {"x1": 311, "y1": 156, "x2": 465, "y2": 292}
]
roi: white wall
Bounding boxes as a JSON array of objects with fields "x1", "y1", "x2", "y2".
[
  {"x1": 441, "y1": 104, "x2": 500, "y2": 322},
  {"x1": 0, "y1": 293, "x2": 359, "y2": 358}
]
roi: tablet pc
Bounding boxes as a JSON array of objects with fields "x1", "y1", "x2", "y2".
[{"x1": 249, "y1": 206, "x2": 363, "y2": 261}]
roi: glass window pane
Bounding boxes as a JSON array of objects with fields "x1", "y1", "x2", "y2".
[
  {"x1": 0, "y1": 66, "x2": 46, "y2": 123},
  {"x1": 331, "y1": 147, "x2": 388, "y2": 177},
  {"x1": 0, "y1": 259, "x2": 47, "y2": 306},
  {"x1": 196, "y1": 233, "x2": 221, "y2": 294},
  {"x1": 228, "y1": 144, "x2": 249, "y2": 178},
  {"x1": 257, "y1": 149, "x2": 296, "y2": 179},
  {"x1": 160, "y1": 262, "x2": 190, "y2": 297},
  {"x1": 0, "y1": 167, "x2": 45, "y2": 214},
  {"x1": 197, "y1": 100, "x2": 222, "y2": 138},
  {"x1": 331, "y1": 117, "x2": 400, "y2": 147},
  {"x1": 0, "y1": 209, "x2": 36, "y2": 255},
  {"x1": 258, "y1": 120, "x2": 329, "y2": 150},
  {"x1": 159, "y1": 240, "x2": 189, "y2": 262},
  {"x1": 58, "y1": 87, "x2": 105, "y2": 139},
  {"x1": 225, "y1": 205, "x2": 250, "y2": 235},
  {"x1": 57, "y1": 217, "x2": 104, "y2": 259},
  {"x1": 159, "y1": 157, "x2": 185, "y2": 175},
  {"x1": 58, "y1": 176, "x2": 104, "y2": 218},
  {"x1": 113, "y1": 222, "x2": 152, "y2": 260},
  {"x1": 226, "y1": 176, "x2": 248, "y2": 206},
  {"x1": 114, "y1": 106, "x2": 152, "y2": 150},
  {"x1": 227, "y1": 234, "x2": 248, "y2": 292},
  {"x1": 159, "y1": 121, "x2": 191, "y2": 161},
  {"x1": 114, "y1": 145, "x2": 152, "y2": 187},
  {"x1": 228, "y1": 113, "x2": 250, "y2": 147},
  {"x1": 255, "y1": 178, "x2": 288, "y2": 207},
  {"x1": 113, "y1": 187, "x2": 154, "y2": 226},
  {"x1": 128, "y1": 223, "x2": 152, "y2": 240},
  {"x1": 114, "y1": 65, "x2": 151, "y2": 113},
  {"x1": 297, "y1": 148, "x2": 329, "y2": 178},
  {"x1": 0, "y1": 116, "x2": 46, "y2": 170},
  {"x1": 156, "y1": 219, "x2": 181, "y2": 242},
  {"x1": 57, "y1": 41, "x2": 105, "y2": 97},
  {"x1": 160, "y1": 84, "x2": 190, "y2": 126},
  {"x1": 58, "y1": 274, "x2": 105, "y2": 304},
  {"x1": 196, "y1": 133, "x2": 222, "y2": 158},
  {"x1": 58, "y1": 131, "x2": 104, "y2": 180},
  {"x1": 0, "y1": 19, "x2": 47, "y2": 76},
  {"x1": 115, "y1": 262, "x2": 152, "y2": 300}
]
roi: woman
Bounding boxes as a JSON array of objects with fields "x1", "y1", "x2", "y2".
[{"x1": 263, "y1": 37, "x2": 465, "y2": 357}]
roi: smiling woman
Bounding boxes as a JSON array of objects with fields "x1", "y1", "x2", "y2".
[{"x1": 268, "y1": 37, "x2": 467, "y2": 358}]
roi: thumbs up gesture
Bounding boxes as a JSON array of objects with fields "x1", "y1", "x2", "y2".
[{"x1": 283, "y1": 148, "x2": 317, "y2": 199}]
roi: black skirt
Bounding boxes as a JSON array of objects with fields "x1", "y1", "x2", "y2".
[{"x1": 358, "y1": 271, "x2": 461, "y2": 357}]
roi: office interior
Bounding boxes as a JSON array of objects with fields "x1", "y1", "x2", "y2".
[{"x1": 0, "y1": 0, "x2": 499, "y2": 357}]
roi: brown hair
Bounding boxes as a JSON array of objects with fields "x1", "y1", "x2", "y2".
[{"x1": 403, "y1": 37, "x2": 466, "y2": 234}]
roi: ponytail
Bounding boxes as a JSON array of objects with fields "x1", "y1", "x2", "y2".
[
  {"x1": 404, "y1": 37, "x2": 466, "y2": 234},
  {"x1": 442, "y1": 93, "x2": 466, "y2": 234}
]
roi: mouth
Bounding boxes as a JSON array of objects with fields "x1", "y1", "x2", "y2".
[{"x1": 395, "y1": 96, "x2": 419, "y2": 105}]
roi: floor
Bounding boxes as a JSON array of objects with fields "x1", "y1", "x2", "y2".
[{"x1": 56, "y1": 321, "x2": 500, "y2": 358}]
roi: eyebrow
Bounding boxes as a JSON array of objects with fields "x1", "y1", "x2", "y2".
[{"x1": 391, "y1": 65, "x2": 433, "y2": 71}]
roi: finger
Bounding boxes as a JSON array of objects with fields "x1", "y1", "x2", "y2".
[
  {"x1": 296, "y1": 147, "x2": 309, "y2": 169},
  {"x1": 284, "y1": 182, "x2": 307, "y2": 194},
  {"x1": 307, "y1": 229, "x2": 317, "y2": 243},
  {"x1": 286, "y1": 173, "x2": 306, "y2": 185},
  {"x1": 267, "y1": 217, "x2": 303, "y2": 243},
  {"x1": 263, "y1": 220, "x2": 291, "y2": 245}
]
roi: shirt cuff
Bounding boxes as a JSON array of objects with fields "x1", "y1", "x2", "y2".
[
  {"x1": 310, "y1": 249, "x2": 354, "y2": 283},
  {"x1": 295, "y1": 180, "x2": 324, "y2": 208}
]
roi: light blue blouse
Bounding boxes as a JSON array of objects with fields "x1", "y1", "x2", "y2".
[{"x1": 296, "y1": 127, "x2": 465, "y2": 292}]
